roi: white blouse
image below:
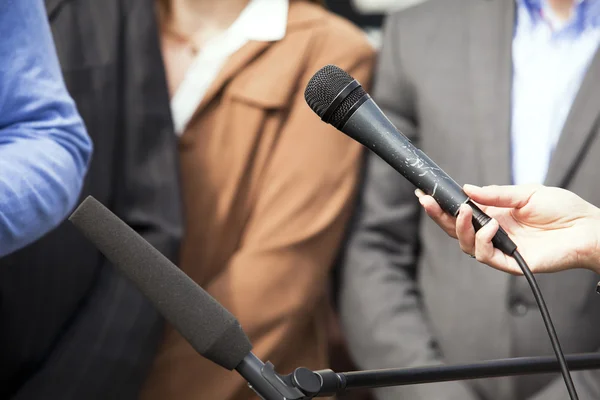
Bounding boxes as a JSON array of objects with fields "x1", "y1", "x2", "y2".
[{"x1": 170, "y1": 0, "x2": 289, "y2": 135}]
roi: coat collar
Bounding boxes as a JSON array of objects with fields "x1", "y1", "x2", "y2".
[{"x1": 184, "y1": 1, "x2": 326, "y2": 116}]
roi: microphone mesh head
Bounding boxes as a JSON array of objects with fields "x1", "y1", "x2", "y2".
[
  {"x1": 304, "y1": 64, "x2": 355, "y2": 118},
  {"x1": 329, "y1": 85, "x2": 367, "y2": 126}
]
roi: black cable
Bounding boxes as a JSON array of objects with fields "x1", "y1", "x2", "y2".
[
  {"x1": 513, "y1": 250, "x2": 578, "y2": 400},
  {"x1": 470, "y1": 204, "x2": 578, "y2": 397}
]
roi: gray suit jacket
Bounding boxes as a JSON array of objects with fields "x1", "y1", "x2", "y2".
[
  {"x1": 0, "y1": 0, "x2": 181, "y2": 398},
  {"x1": 340, "y1": 1, "x2": 600, "y2": 400}
]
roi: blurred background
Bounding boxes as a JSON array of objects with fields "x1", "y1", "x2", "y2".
[
  {"x1": 325, "y1": 0, "x2": 427, "y2": 47},
  {"x1": 10, "y1": 0, "x2": 600, "y2": 399}
]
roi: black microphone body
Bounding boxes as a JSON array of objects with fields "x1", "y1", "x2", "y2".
[
  {"x1": 344, "y1": 98, "x2": 468, "y2": 217},
  {"x1": 304, "y1": 65, "x2": 516, "y2": 255}
]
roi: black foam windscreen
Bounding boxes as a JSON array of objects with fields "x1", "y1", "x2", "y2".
[
  {"x1": 304, "y1": 64, "x2": 367, "y2": 127},
  {"x1": 68, "y1": 196, "x2": 252, "y2": 370}
]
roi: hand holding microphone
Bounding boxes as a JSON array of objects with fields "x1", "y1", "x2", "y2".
[{"x1": 417, "y1": 184, "x2": 600, "y2": 275}]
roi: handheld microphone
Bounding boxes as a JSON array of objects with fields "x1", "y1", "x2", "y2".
[
  {"x1": 304, "y1": 65, "x2": 516, "y2": 255},
  {"x1": 304, "y1": 65, "x2": 580, "y2": 399},
  {"x1": 68, "y1": 197, "x2": 318, "y2": 400}
]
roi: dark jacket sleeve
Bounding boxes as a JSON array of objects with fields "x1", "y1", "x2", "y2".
[
  {"x1": 339, "y1": 12, "x2": 480, "y2": 400},
  {"x1": 114, "y1": 0, "x2": 182, "y2": 261}
]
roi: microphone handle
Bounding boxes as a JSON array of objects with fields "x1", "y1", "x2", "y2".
[
  {"x1": 342, "y1": 98, "x2": 516, "y2": 255},
  {"x1": 343, "y1": 98, "x2": 467, "y2": 215}
]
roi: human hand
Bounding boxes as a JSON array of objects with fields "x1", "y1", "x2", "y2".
[{"x1": 416, "y1": 184, "x2": 600, "y2": 275}]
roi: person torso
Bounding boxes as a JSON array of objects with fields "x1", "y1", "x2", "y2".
[
  {"x1": 390, "y1": 1, "x2": 600, "y2": 399},
  {"x1": 0, "y1": 0, "x2": 178, "y2": 398},
  {"x1": 143, "y1": 3, "x2": 357, "y2": 399}
]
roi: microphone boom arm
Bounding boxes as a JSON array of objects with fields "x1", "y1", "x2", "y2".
[
  {"x1": 244, "y1": 352, "x2": 600, "y2": 399},
  {"x1": 287, "y1": 352, "x2": 600, "y2": 399}
]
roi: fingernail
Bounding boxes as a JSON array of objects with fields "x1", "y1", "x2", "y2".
[
  {"x1": 415, "y1": 189, "x2": 425, "y2": 198},
  {"x1": 459, "y1": 203, "x2": 470, "y2": 214},
  {"x1": 463, "y1": 184, "x2": 480, "y2": 191}
]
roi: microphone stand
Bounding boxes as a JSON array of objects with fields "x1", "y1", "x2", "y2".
[
  {"x1": 257, "y1": 352, "x2": 600, "y2": 399},
  {"x1": 314, "y1": 352, "x2": 600, "y2": 396}
]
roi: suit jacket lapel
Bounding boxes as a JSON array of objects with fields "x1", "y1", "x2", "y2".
[
  {"x1": 544, "y1": 48, "x2": 600, "y2": 188},
  {"x1": 469, "y1": 0, "x2": 515, "y2": 186}
]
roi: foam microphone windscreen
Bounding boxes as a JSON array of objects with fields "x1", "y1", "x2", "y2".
[{"x1": 68, "y1": 196, "x2": 252, "y2": 370}]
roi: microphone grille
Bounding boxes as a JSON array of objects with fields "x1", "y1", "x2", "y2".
[
  {"x1": 329, "y1": 84, "x2": 367, "y2": 126},
  {"x1": 304, "y1": 64, "x2": 355, "y2": 117}
]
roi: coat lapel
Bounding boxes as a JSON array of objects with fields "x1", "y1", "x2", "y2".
[
  {"x1": 469, "y1": 0, "x2": 515, "y2": 186},
  {"x1": 184, "y1": 2, "x2": 325, "y2": 125},
  {"x1": 544, "y1": 48, "x2": 600, "y2": 188},
  {"x1": 195, "y1": 40, "x2": 272, "y2": 114}
]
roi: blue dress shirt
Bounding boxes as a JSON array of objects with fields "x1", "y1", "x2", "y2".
[
  {"x1": 0, "y1": 0, "x2": 92, "y2": 257},
  {"x1": 511, "y1": 0, "x2": 600, "y2": 184}
]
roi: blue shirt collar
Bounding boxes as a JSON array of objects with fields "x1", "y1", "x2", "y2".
[{"x1": 518, "y1": 0, "x2": 600, "y2": 34}]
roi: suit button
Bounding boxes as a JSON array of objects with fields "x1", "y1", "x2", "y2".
[{"x1": 510, "y1": 299, "x2": 529, "y2": 316}]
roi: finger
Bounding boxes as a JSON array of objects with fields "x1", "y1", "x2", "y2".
[
  {"x1": 474, "y1": 218, "x2": 499, "y2": 264},
  {"x1": 474, "y1": 220, "x2": 522, "y2": 274},
  {"x1": 478, "y1": 250, "x2": 524, "y2": 275},
  {"x1": 470, "y1": 219, "x2": 524, "y2": 275},
  {"x1": 456, "y1": 204, "x2": 475, "y2": 255},
  {"x1": 417, "y1": 193, "x2": 458, "y2": 238},
  {"x1": 463, "y1": 184, "x2": 542, "y2": 209},
  {"x1": 415, "y1": 189, "x2": 426, "y2": 198}
]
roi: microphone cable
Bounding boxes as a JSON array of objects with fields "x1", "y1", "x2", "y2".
[
  {"x1": 472, "y1": 204, "x2": 577, "y2": 398},
  {"x1": 459, "y1": 203, "x2": 577, "y2": 399},
  {"x1": 512, "y1": 250, "x2": 578, "y2": 400}
]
